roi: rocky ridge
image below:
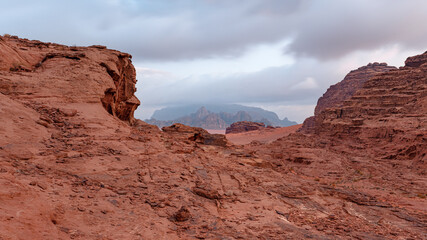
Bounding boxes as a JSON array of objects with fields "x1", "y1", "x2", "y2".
[
  {"x1": 147, "y1": 106, "x2": 297, "y2": 129},
  {"x1": 0, "y1": 36, "x2": 426, "y2": 239},
  {"x1": 146, "y1": 106, "x2": 251, "y2": 129}
]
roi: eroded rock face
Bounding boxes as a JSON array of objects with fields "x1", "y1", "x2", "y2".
[
  {"x1": 225, "y1": 121, "x2": 266, "y2": 134},
  {"x1": 99, "y1": 56, "x2": 140, "y2": 122},
  {"x1": 0, "y1": 35, "x2": 139, "y2": 123},
  {"x1": 315, "y1": 62, "x2": 396, "y2": 116},
  {"x1": 310, "y1": 53, "x2": 427, "y2": 161},
  {"x1": 300, "y1": 62, "x2": 396, "y2": 133}
]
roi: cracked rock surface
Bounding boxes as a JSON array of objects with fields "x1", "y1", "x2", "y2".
[{"x1": 0, "y1": 35, "x2": 426, "y2": 239}]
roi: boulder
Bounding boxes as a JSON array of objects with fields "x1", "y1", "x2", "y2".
[
  {"x1": 162, "y1": 123, "x2": 227, "y2": 147},
  {"x1": 225, "y1": 121, "x2": 265, "y2": 134}
]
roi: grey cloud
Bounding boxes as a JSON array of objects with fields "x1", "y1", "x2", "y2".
[
  {"x1": 0, "y1": 0, "x2": 303, "y2": 61},
  {"x1": 2, "y1": 0, "x2": 426, "y2": 61},
  {"x1": 285, "y1": 0, "x2": 427, "y2": 60},
  {"x1": 137, "y1": 58, "x2": 341, "y2": 109}
]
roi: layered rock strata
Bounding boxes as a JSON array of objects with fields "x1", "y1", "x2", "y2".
[
  {"x1": 301, "y1": 62, "x2": 396, "y2": 132},
  {"x1": 311, "y1": 53, "x2": 427, "y2": 161},
  {"x1": 315, "y1": 62, "x2": 397, "y2": 115}
]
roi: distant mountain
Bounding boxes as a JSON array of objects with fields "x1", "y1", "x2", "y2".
[{"x1": 146, "y1": 104, "x2": 297, "y2": 129}]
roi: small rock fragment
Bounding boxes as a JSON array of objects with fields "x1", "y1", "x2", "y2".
[{"x1": 174, "y1": 207, "x2": 191, "y2": 222}]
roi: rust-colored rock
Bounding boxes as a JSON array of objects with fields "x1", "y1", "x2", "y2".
[
  {"x1": 309, "y1": 52, "x2": 427, "y2": 162},
  {"x1": 1, "y1": 36, "x2": 426, "y2": 240},
  {"x1": 405, "y1": 51, "x2": 427, "y2": 67},
  {"x1": 99, "y1": 57, "x2": 140, "y2": 123},
  {"x1": 162, "y1": 123, "x2": 227, "y2": 146},
  {"x1": 0, "y1": 34, "x2": 139, "y2": 123},
  {"x1": 174, "y1": 207, "x2": 191, "y2": 222},
  {"x1": 300, "y1": 62, "x2": 396, "y2": 133},
  {"x1": 225, "y1": 121, "x2": 266, "y2": 134},
  {"x1": 315, "y1": 62, "x2": 396, "y2": 116}
]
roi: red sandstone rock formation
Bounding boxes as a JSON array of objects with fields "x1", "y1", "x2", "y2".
[
  {"x1": 315, "y1": 62, "x2": 396, "y2": 115},
  {"x1": 0, "y1": 36, "x2": 426, "y2": 239},
  {"x1": 225, "y1": 121, "x2": 266, "y2": 134},
  {"x1": 301, "y1": 62, "x2": 396, "y2": 132},
  {"x1": 0, "y1": 35, "x2": 139, "y2": 123},
  {"x1": 311, "y1": 52, "x2": 427, "y2": 162},
  {"x1": 162, "y1": 123, "x2": 228, "y2": 147}
]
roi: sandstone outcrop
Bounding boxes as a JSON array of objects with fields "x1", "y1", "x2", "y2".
[
  {"x1": 310, "y1": 52, "x2": 426, "y2": 161},
  {"x1": 315, "y1": 62, "x2": 396, "y2": 116},
  {"x1": 299, "y1": 62, "x2": 396, "y2": 132},
  {"x1": 301, "y1": 62, "x2": 396, "y2": 132},
  {"x1": 0, "y1": 35, "x2": 139, "y2": 123},
  {"x1": 0, "y1": 36, "x2": 426, "y2": 239},
  {"x1": 162, "y1": 123, "x2": 227, "y2": 147},
  {"x1": 225, "y1": 121, "x2": 266, "y2": 134}
]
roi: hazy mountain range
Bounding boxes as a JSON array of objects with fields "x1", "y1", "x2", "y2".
[{"x1": 145, "y1": 104, "x2": 297, "y2": 129}]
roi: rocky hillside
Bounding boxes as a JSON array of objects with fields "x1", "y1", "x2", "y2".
[
  {"x1": 0, "y1": 36, "x2": 425, "y2": 239},
  {"x1": 146, "y1": 106, "x2": 294, "y2": 129}
]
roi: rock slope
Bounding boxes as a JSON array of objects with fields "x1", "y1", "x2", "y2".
[{"x1": 0, "y1": 36, "x2": 426, "y2": 240}]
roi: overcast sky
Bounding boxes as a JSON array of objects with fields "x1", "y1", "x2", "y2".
[{"x1": 1, "y1": 0, "x2": 426, "y2": 122}]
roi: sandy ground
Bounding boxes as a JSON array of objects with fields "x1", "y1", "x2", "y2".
[{"x1": 226, "y1": 124, "x2": 302, "y2": 145}]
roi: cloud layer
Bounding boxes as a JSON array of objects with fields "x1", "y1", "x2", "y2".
[
  {"x1": 2, "y1": 0, "x2": 427, "y2": 122},
  {"x1": 2, "y1": 0, "x2": 426, "y2": 61}
]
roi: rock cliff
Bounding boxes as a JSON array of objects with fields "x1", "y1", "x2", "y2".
[
  {"x1": 315, "y1": 62, "x2": 396, "y2": 115},
  {"x1": 311, "y1": 52, "x2": 427, "y2": 161},
  {"x1": 0, "y1": 35, "x2": 140, "y2": 123},
  {"x1": 301, "y1": 62, "x2": 396, "y2": 132}
]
